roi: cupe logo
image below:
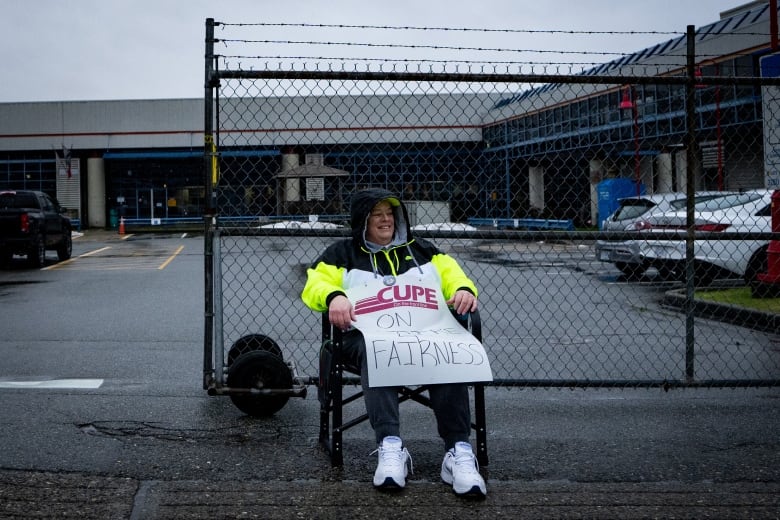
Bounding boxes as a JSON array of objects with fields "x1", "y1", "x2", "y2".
[{"x1": 354, "y1": 284, "x2": 439, "y2": 314}]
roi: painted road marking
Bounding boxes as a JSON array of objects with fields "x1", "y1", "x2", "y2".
[
  {"x1": 158, "y1": 245, "x2": 184, "y2": 270},
  {"x1": 0, "y1": 379, "x2": 104, "y2": 389},
  {"x1": 44, "y1": 244, "x2": 185, "y2": 271},
  {"x1": 42, "y1": 246, "x2": 112, "y2": 270},
  {"x1": 80, "y1": 246, "x2": 112, "y2": 257}
]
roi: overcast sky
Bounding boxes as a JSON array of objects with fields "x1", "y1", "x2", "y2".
[{"x1": 0, "y1": 0, "x2": 748, "y2": 103}]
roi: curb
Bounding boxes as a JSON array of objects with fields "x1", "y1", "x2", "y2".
[
  {"x1": 662, "y1": 288, "x2": 780, "y2": 334},
  {"x1": 2, "y1": 471, "x2": 779, "y2": 519}
]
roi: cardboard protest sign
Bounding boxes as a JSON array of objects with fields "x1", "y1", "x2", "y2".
[{"x1": 346, "y1": 270, "x2": 492, "y2": 388}]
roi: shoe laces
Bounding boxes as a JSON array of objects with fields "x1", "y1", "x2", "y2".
[
  {"x1": 452, "y1": 449, "x2": 479, "y2": 475},
  {"x1": 371, "y1": 444, "x2": 413, "y2": 474}
]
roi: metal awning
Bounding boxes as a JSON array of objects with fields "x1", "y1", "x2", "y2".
[{"x1": 275, "y1": 163, "x2": 349, "y2": 178}]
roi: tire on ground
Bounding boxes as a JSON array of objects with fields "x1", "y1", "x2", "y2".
[
  {"x1": 28, "y1": 235, "x2": 45, "y2": 267},
  {"x1": 227, "y1": 350, "x2": 292, "y2": 417},
  {"x1": 57, "y1": 231, "x2": 72, "y2": 261},
  {"x1": 615, "y1": 261, "x2": 646, "y2": 278}
]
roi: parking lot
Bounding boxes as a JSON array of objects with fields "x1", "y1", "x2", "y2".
[{"x1": 0, "y1": 229, "x2": 778, "y2": 517}]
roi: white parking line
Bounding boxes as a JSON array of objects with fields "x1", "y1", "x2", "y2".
[
  {"x1": 79, "y1": 246, "x2": 112, "y2": 257},
  {"x1": 0, "y1": 379, "x2": 104, "y2": 389},
  {"x1": 42, "y1": 246, "x2": 113, "y2": 270}
]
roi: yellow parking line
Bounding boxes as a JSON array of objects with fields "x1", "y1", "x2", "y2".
[
  {"x1": 158, "y1": 245, "x2": 184, "y2": 270},
  {"x1": 42, "y1": 246, "x2": 112, "y2": 270}
]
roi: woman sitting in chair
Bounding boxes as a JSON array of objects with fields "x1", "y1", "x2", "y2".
[{"x1": 301, "y1": 187, "x2": 486, "y2": 497}]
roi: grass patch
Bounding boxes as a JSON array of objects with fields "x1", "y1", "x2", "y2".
[{"x1": 695, "y1": 286, "x2": 780, "y2": 314}]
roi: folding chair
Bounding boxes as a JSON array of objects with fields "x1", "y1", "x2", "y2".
[{"x1": 317, "y1": 310, "x2": 488, "y2": 467}]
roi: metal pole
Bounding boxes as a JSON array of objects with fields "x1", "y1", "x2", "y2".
[
  {"x1": 772, "y1": 0, "x2": 778, "y2": 51},
  {"x1": 633, "y1": 90, "x2": 641, "y2": 196},
  {"x1": 715, "y1": 64, "x2": 723, "y2": 191},
  {"x1": 213, "y1": 229, "x2": 224, "y2": 386},
  {"x1": 504, "y1": 147, "x2": 511, "y2": 218},
  {"x1": 203, "y1": 18, "x2": 216, "y2": 390},
  {"x1": 684, "y1": 25, "x2": 697, "y2": 382}
]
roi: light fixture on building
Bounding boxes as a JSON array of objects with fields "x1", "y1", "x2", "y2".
[
  {"x1": 695, "y1": 67, "x2": 705, "y2": 89},
  {"x1": 619, "y1": 86, "x2": 636, "y2": 110}
]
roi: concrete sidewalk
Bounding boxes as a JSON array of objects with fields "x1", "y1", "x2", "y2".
[{"x1": 2, "y1": 471, "x2": 779, "y2": 519}]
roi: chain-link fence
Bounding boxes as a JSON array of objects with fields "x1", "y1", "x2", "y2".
[{"x1": 202, "y1": 19, "x2": 780, "y2": 402}]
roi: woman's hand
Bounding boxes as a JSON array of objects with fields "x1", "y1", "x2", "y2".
[
  {"x1": 446, "y1": 289, "x2": 478, "y2": 316},
  {"x1": 328, "y1": 294, "x2": 357, "y2": 330}
]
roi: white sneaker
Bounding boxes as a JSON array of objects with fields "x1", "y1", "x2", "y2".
[
  {"x1": 371, "y1": 436, "x2": 412, "y2": 489},
  {"x1": 441, "y1": 442, "x2": 487, "y2": 497}
]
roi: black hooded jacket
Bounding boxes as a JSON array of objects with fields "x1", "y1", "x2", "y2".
[{"x1": 301, "y1": 188, "x2": 478, "y2": 313}]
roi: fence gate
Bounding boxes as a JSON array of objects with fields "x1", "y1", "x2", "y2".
[{"x1": 202, "y1": 19, "x2": 780, "y2": 412}]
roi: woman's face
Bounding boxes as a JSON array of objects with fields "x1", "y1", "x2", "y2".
[{"x1": 365, "y1": 200, "x2": 395, "y2": 245}]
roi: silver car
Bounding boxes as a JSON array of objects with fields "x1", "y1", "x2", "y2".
[{"x1": 595, "y1": 192, "x2": 728, "y2": 277}]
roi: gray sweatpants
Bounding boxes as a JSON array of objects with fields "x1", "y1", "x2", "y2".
[{"x1": 341, "y1": 330, "x2": 472, "y2": 450}]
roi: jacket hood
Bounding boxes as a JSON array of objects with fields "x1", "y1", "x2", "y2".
[{"x1": 349, "y1": 188, "x2": 411, "y2": 250}]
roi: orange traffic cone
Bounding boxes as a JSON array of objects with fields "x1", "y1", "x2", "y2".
[{"x1": 119, "y1": 217, "x2": 125, "y2": 235}]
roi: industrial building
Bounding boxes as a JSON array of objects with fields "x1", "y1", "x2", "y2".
[{"x1": 0, "y1": 1, "x2": 777, "y2": 229}]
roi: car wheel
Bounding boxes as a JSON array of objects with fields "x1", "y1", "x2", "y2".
[
  {"x1": 57, "y1": 231, "x2": 72, "y2": 261},
  {"x1": 693, "y1": 262, "x2": 716, "y2": 286},
  {"x1": 615, "y1": 261, "x2": 646, "y2": 278},
  {"x1": 28, "y1": 235, "x2": 45, "y2": 267},
  {"x1": 227, "y1": 350, "x2": 292, "y2": 417},
  {"x1": 744, "y1": 246, "x2": 768, "y2": 285},
  {"x1": 657, "y1": 264, "x2": 681, "y2": 281}
]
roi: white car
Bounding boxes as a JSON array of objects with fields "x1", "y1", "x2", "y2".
[
  {"x1": 595, "y1": 191, "x2": 731, "y2": 277},
  {"x1": 632, "y1": 189, "x2": 773, "y2": 285},
  {"x1": 601, "y1": 192, "x2": 691, "y2": 232}
]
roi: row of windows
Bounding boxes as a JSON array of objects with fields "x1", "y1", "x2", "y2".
[
  {"x1": 485, "y1": 55, "x2": 764, "y2": 150},
  {"x1": 0, "y1": 161, "x2": 57, "y2": 194},
  {"x1": 485, "y1": 86, "x2": 762, "y2": 150}
]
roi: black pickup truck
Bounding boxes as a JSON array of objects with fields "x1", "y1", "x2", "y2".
[{"x1": 0, "y1": 190, "x2": 73, "y2": 267}]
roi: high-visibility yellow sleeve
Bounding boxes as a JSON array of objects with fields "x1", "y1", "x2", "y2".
[
  {"x1": 431, "y1": 253, "x2": 478, "y2": 300},
  {"x1": 301, "y1": 261, "x2": 346, "y2": 312}
]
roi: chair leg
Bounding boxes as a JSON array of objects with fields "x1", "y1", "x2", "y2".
[
  {"x1": 319, "y1": 407, "x2": 330, "y2": 445},
  {"x1": 474, "y1": 383, "x2": 489, "y2": 466},
  {"x1": 331, "y1": 367, "x2": 344, "y2": 467},
  {"x1": 330, "y1": 332, "x2": 344, "y2": 467}
]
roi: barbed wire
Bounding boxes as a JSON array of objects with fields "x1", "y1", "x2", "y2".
[
  {"x1": 215, "y1": 22, "x2": 769, "y2": 39},
  {"x1": 217, "y1": 52, "x2": 731, "y2": 62},
  {"x1": 216, "y1": 22, "x2": 684, "y2": 36},
  {"x1": 211, "y1": 21, "x2": 767, "y2": 72},
  {"x1": 217, "y1": 55, "x2": 613, "y2": 66},
  {"x1": 217, "y1": 39, "x2": 639, "y2": 57}
]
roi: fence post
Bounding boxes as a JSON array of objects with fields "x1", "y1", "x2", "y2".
[
  {"x1": 203, "y1": 18, "x2": 217, "y2": 389},
  {"x1": 684, "y1": 24, "x2": 697, "y2": 382}
]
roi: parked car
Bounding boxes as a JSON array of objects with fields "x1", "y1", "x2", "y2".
[
  {"x1": 631, "y1": 189, "x2": 773, "y2": 285},
  {"x1": 602, "y1": 192, "x2": 689, "y2": 232},
  {"x1": 595, "y1": 191, "x2": 730, "y2": 277},
  {"x1": 0, "y1": 190, "x2": 72, "y2": 267}
]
